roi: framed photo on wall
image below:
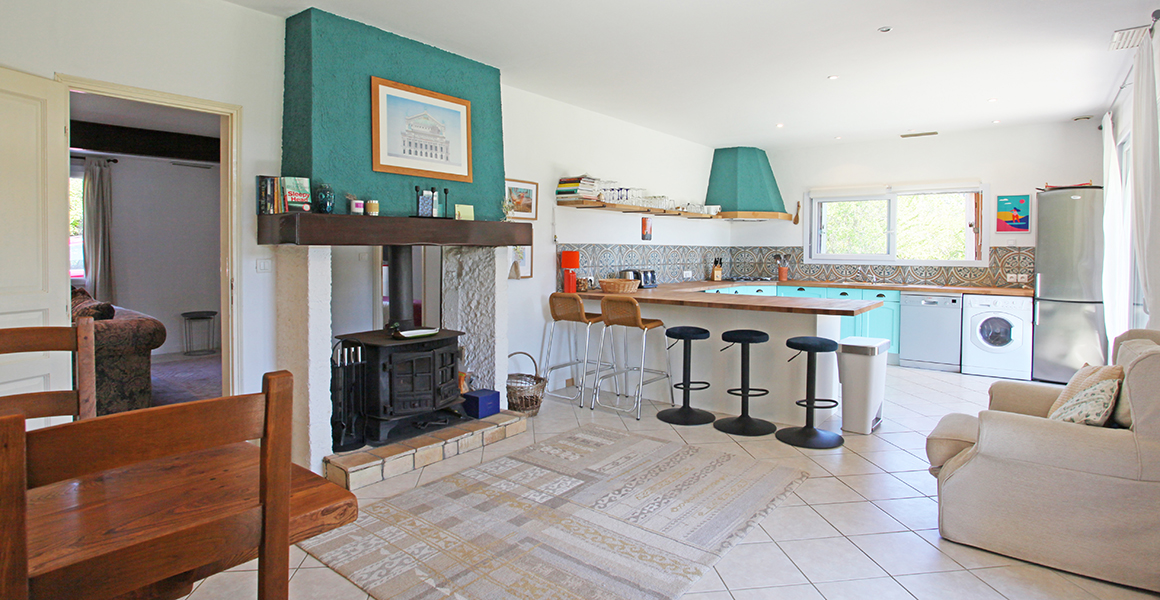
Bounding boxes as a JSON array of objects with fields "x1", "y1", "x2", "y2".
[
  {"x1": 996, "y1": 195, "x2": 1030, "y2": 233},
  {"x1": 511, "y1": 245, "x2": 533, "y2": 279},
  {"x1": 371, "y1": 77, "x2": 472, "y2": 183},
  {"x1": 505, "y1": 179, "x2": 538, "y2": 220}
]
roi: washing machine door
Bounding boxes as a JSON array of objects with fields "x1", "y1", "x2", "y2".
[{"x1": 970, "y1": 311, "x2": 1024, "y2": 353}]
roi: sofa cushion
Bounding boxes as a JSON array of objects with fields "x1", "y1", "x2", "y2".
[
  {"x1": 1048, "y1": 379, "x2": 1120, "y2": 426},
  {"x1": 1112, "y1": 338, "x2": 1160, "y2": 428},
  {"x1": 71, "y1": 287, "x2": 114, "y2": 321},
  {"x1": 926, "y1": 412, "x2": 979, "y2": 476},
  {"x1": 1048, "y1": 364, "x2": 1124, "y2": 416}
]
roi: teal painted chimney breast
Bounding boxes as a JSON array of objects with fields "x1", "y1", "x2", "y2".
[{"x1": 705, "y1": 147, "x2": 786, "y2": 213}]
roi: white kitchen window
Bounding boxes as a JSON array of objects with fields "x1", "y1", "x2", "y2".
[{"x1": 807, "y1": 185, "x2": 986, "y2": 265}]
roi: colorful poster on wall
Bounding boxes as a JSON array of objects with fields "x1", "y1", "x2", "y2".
[{"x1": 997, "y1": 195, "x2": 1030, "y2": 232}]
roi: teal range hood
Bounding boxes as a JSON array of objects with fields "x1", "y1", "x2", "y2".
[{"x1": 705, "y1": 147, "x2": 791, "y2": 219}]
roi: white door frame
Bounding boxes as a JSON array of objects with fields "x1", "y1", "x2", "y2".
[{"x1": 56, "y1": 74, "x2": 243, "y2": 395}]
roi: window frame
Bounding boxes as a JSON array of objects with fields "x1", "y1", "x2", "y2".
[{"x1": 804, "y1": 184, "x2": 989, "y2": 267}]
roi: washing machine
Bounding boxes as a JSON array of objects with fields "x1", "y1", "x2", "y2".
[{"x1": 961, "y1": 295, "x2": 1033, "y2": 380}]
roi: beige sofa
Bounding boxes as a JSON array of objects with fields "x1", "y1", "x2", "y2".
[{"x1": 925, "y1": 329, "x2": 1160, "y2": 593}]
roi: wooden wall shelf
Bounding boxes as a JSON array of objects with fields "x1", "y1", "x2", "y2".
[
  {"x1": 257, "y1": 213, "x2": 532, "y2": 247},
  {"x1": 556, "y1": 200, "x2": 788, "y2": 220}
]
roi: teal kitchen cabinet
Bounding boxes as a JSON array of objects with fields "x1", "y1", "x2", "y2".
[
  {"x1": 826, "y1": 288, "x2": 864, "y2": 340},
  {"x1": 778, "y1": 285, "x2": 826, "y2": 299},
  {"x1": 823, "y1": 287, "x2": 901, "y2": 355}
]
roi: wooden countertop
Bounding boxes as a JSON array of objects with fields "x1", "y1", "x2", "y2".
[
  {"x1": 776, "y1": 280, "x2": 1035, "y2": 297},
  {"x1": 577, "y1": 282, "x2": 882, "y2": 316}
]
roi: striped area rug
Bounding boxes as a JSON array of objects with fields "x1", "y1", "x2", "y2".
[{"x1": 302, "y1": 425, "x2": 807, "y2": 599}]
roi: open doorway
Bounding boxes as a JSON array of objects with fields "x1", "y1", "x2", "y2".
[{"x1": 62, "y1": 78, "x2": 240, "y2": 408}]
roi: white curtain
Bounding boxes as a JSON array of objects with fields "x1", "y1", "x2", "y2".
[
  {"x1": 83, "y1": 157, "x2": 115, "y2": 303},
  {"x1": 1132, "y1": 33, "x2": 1160, "y2": 329},
  {"x1": 1103, "y1": 113, "x2": 1132, "y2": 341}
]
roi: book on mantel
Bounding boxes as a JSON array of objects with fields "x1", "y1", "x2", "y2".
[{"x1": 257, "y1": 175, "x2": 312, "y2": 214}]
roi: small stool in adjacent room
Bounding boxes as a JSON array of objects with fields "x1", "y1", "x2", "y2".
[
  {"x1": 591, "y1": 295, "x2": 674, "y2": 420},
  {"x1": 542, "y1": 292, "x2": 611, "y2": 407},
  {"x1": 776, "y1": 336, "x2": 843, "y2": 449},
  {"x1": 713, "y1": 329, "x2": 776, "y2": 436},
  {"x1": 657, "y1": 326, "x2": 715, "y2": 426},
  {"x1": 181, "y1": 310, "x2": 217, "y2": 356}
]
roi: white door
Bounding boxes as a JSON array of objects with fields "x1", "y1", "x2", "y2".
[{"x1": 0, "y1": 66, "x2": 70, "y2": 428}]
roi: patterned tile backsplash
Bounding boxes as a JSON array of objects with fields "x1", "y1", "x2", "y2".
[{"x1": 556, "y1": 244, "x2": 1034, "y2": 289}]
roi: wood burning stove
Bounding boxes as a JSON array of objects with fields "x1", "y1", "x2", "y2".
[{"x1": 330, "y1": 245, "x2": 462, "y2": 451}]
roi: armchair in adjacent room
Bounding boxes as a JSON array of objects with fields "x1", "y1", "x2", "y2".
[{"x1": 925, "y1": 329, "x2": 1160, "y2": 593}]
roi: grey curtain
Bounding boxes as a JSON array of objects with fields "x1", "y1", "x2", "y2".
[{"x1": 83, "y1": 157, "x2": 115, "y2": 303}]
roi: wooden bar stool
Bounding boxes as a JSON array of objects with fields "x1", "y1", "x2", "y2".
[
  {"x1": 591, "y1": 295, "x2": 674, "y2": 420},
  {"x1": 542, "y1": 292, "x2": 615, "y2": 406}
]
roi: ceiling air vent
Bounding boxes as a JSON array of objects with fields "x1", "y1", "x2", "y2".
[{"x1": 1111, "y1": 26, "x2": 1150, "y2": 50}]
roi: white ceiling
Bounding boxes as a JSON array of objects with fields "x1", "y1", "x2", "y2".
[
  {"x1": 70, "y1": 91, "x2": 222, "y2": 138},
  {"x1": 228, "y1": 0, "x2": 1149, "y2": 149}
]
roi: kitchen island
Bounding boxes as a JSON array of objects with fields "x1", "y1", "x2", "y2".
[{"x1": 571, "y1": 282, "x2": 883, "y2": 427}]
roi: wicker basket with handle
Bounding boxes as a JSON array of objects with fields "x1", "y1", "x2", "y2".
[
  {"x1": 598, "y1": 278, "x2": 640, "y2": 293},
  {"x1": 507, "y1": 352, "x2": 547, "y2": 416}
]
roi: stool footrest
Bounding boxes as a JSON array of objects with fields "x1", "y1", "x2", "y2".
[
  {"x1": 674, "y1": 380, "x2": 710, "y2": 392},
  {"x1": 795, "y1": 398, "x2": 838, "y2": 409},
  {"x1": 726, "y1": 387, "x2": 770, "y2": 398}
]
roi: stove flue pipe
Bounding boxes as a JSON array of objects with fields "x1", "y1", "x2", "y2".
[{"x1": 385, "y1": 245, "x2": 415, "y2": 331}]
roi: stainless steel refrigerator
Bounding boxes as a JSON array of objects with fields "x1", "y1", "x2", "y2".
[{"x1": 1032, "y1": 186, "x2": 1108, "y2": 383}]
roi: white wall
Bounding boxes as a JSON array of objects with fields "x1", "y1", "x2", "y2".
[
  {"x1": 732, "y1": 121, "x2": 1104, "y2": 248},
  {"x1": 108, "y1": 156, "x2": 220, "y2": 354},
  {"x1": 0, "y1": 0, "x2": 285, "y2": 392},
  {"x1": 500, "y1": 84, "x2": 715, "y2": 369}
]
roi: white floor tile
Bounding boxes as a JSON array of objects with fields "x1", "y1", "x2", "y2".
[
  {"x1": 891, "y1": 469, "x2": 939, "y2": 496},
  {"x1": 288, "y1": 565, "x2": 370, "y2": 600},
  {"x1": 761, "y1": 505, "x2": 842, "y2": 542},
  {"x1": 856, "y1": 449, "x2": 931, "y2": 473},
  {"x1": 814, "y1": 576, "x2": 917, "y2": 600},
  {"x1": 873, "y1": 497, "x2": 940, "y2": 531},
  {"x1": 808, "y1": 453, "x2": 886, "y2": 476},
  {"x1": 895, "y1": 570, "x2": 1007, "y2": 600},
  {"x1": 971, "y1": 564, "x2": 1102, "y2": 600},
  {"x1": 729, "y1": 584, "x2": 825, "y2": 599},
  {"x1": 848, "y1": 531, "x2": 963, "y2": 576},
  {"x1": 812, "y1": 501, "x2": 908, "y2": 536},
  {"x1": 793, "y1": 478, "x2": 865, "y2": 505},
  {"x1": 778, "y1": 537, "x2": 888, "y2": 583},
  {"x1": 714, "y1": 542, "x2": 809, "y2": 589},
  {"x1": 836, "y1": 473, "x2": 924, "y2": 501},
  {"x1": 912, "y1": 529, "x2": 1022, "y2": 569},
  {"x1": 686, "y1": 567, "x2": 727, "y2": 593}
]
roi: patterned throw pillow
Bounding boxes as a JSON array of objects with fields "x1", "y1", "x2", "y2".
[
  {"x1": 1048, "y1": 364, "x2": 1124, "y2": 416},
  {"x1": 70, "y1": 286, "x2": 115, "y2": 320},
  {"x1": 1048, "y1": 379, "x2": 1121, "y2": 426}
]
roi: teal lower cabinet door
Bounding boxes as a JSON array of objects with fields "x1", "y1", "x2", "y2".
[
  {"x1": 864, "y1": 290, "x2": 901, "y2": 353},
  {"x1": 826, "y1": 288, "x2": 864, "y2": 340}
]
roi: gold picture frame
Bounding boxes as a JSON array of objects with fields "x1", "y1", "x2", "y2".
[
  {"x1": 371, "y1": 77, "x2": 472, "y2": 182},
  {"x1": 505, "y1": 178, "x2": 538, "y2": 221}
]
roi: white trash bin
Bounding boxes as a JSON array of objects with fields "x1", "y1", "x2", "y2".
[{"x1": 837, "y1": 337, "x2": 890, "y2": 435}]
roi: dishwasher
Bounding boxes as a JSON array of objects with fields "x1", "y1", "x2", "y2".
[{"x1": 899, "y1": 292, "x2": 963, "y2": 371}]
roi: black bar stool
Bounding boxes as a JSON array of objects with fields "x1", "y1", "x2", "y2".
[
  {"x1": 657, "y1": 326, "x2": 715, "y2": 426},
  {"x1": 776, "y1": 336, "x2": 844, "y2": 449},
  {"x1": 713, "y1": 329, "x2": 776, "y2": 436}
]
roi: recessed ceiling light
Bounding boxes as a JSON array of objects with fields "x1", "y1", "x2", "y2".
[
  {"x1": 988, "y1": 98, "x2": 998, "y2": 102},
  {"x1": 827, "y1": 75, "x2": 839, "y2": 80},
  {"x1": 878, "y1": 26, "x2": 892, "y2": 33},
  {"x1": 835, "y1": 136, "x2": 842, "y2": 140},
  {"x1": 776, "y1": 123, "x2": 785, "y2": 128},
  {"x1": 992, "y1": 120, "x2": 1001, "y2": 124}
]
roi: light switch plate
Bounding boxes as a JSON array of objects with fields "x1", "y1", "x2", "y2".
[
  {"x1": 256, "y1": 258, "x2": 272, "y2": 273},
  {"x1": 1006, "y1": 273, "x2": 1017, "y2": 283}
]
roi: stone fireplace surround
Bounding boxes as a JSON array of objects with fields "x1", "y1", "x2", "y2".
[{"x1": 275, "y1": 245, "x2": 512, "y2": 475}]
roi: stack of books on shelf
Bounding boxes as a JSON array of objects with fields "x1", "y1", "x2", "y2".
[
  {"x1": 555, "y1": 175, "x2": 599, "y2": 201},
  {"x1": 257, "y1": 175, "x2": 312, "y2": 214}
]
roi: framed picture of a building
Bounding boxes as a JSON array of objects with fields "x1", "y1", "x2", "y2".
[{"x1": 372, "y1": 77, "x2": 472, "y2": 182}]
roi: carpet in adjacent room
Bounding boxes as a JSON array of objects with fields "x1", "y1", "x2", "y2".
[{"x1": 301, "y1": 425, "x2": 808, "y2": 599}]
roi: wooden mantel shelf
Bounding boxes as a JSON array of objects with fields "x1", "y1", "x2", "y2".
[{"x1": 257, "y1": 213, "x2": 532, "y2": 247}]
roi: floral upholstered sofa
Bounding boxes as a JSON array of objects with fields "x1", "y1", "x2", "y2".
[{"x1": 71, "y1": 287, "x2": 166, "y2": 415}]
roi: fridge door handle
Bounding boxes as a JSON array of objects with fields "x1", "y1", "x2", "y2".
[
  {"x1": 1035, "y1": 272, "x2": 1041, "y2": 292},
  {"x1": 1034, "y1": 300, "x2": 1039, "y2": 325}
]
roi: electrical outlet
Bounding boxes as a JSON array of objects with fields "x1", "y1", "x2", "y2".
[
  {"x1": 358, "y1": 252, "x2": 369, "y2": 261},
  {"x1": 1017, "y1": 274, "x2": 1029, "y2": 283},
  {"x1": 1006, "y1": 273, "x2": 1017, "y2": 283},
  {"x1": 256, "y1": 258, "x2": 272, "y2": 273},
  {"x1": 683, "y1": 270, "x2": 693, "y2": 279}
]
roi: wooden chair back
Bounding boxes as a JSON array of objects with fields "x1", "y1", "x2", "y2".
[
  {"x1": 0, "y1": 317, "x2": 96, "y2": 420},
  {"x1": 0, "y1": 370, "x2": 294, "y2": 600}
]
